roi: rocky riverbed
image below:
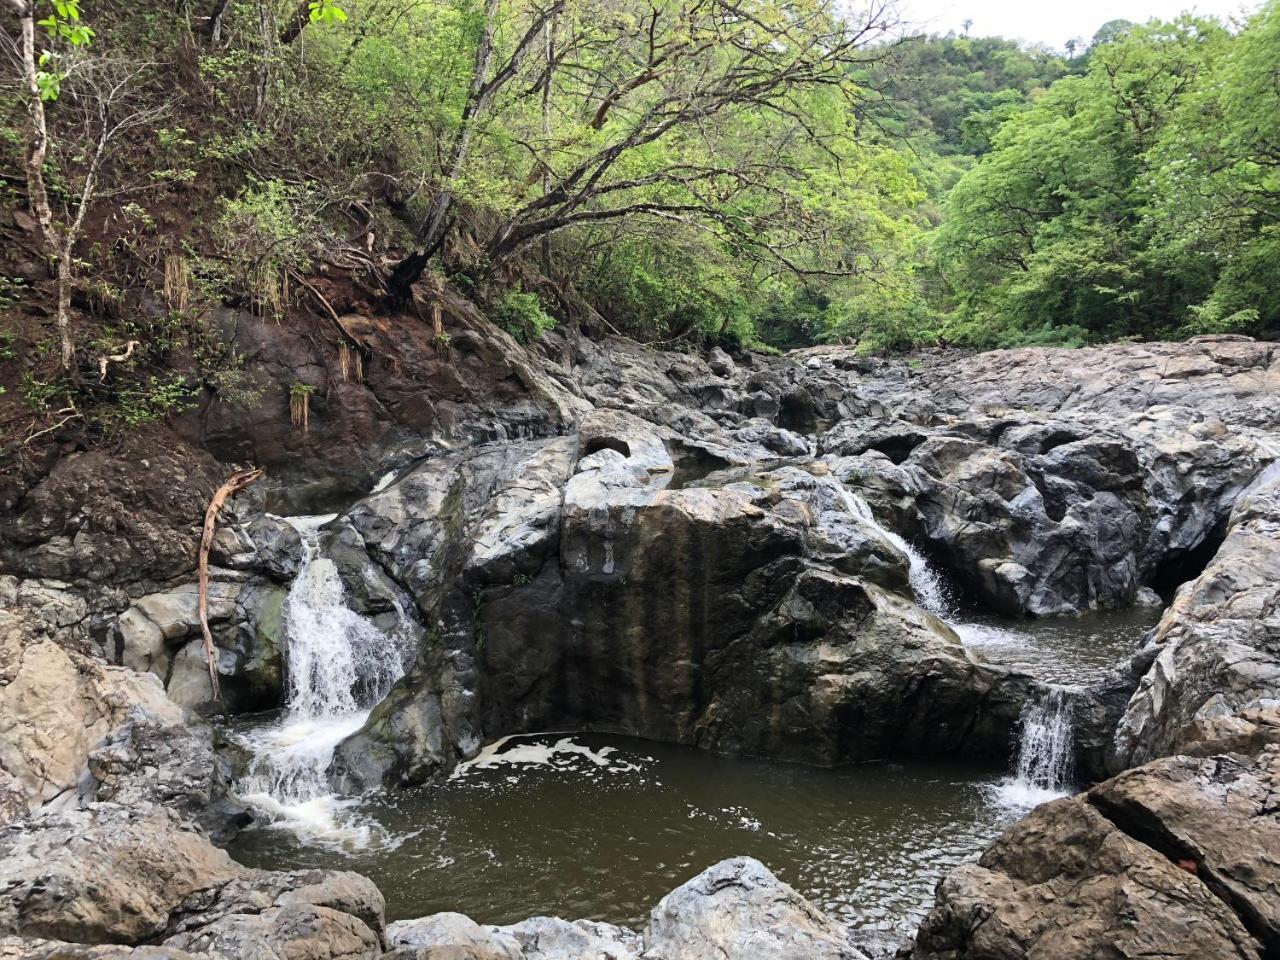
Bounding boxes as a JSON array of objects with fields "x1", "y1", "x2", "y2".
[{"x1": 1, "y1": 319, "x2": 1277, "y2": 959}]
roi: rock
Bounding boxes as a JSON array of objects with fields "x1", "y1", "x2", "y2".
[
  {"x1": 643, "y1": 857, "x2": 865, "y2": 959},
  {"x1": 112, "y1": 578, "x2": 285, "y2": 715},
  {"x1": 0, "y1": 937, "x2": 202, "y2": 958},
  {"x1": 165, "y1": 869, "x2": 385, "y2": 960},
  {"x1": 1089, "y1": 750, "x2": 1280, "y2": 954},
  {"x1": 909, "y1": 785, "x2": 1264, "y2": 959},
  {"x1": 0, "y1": 608, "x2": 184, "y2": 818},
  {"x1": 0, "y1": 806, "x2": 241, "y2": 943},
  {"x1": 387, "y1": 913, "x2": 522, "y2": 958},
  {"x1": 1111, "y1": 471, "x2": 1280, "y2": 769},
  {"x1": 383, "y1": 912, "x2": 643, "y2": 960},
  {"x1": 504, "y1": 916, "x2": 641, "y2": 959}
]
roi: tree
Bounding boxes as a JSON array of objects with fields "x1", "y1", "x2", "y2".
[
  {"x1": 389, "y1": 0, "x2": 911, "y2": 294},
  {"x1": 4, "y1": 0, "x2": 174, "y2": 374},
  {"x1": 933, "y1": 16, "x2": 1230, "y2": 344}
]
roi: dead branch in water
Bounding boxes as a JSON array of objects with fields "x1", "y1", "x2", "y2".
[{"x1": 198, "y1": 466, "x2": 264, "y2": 714}]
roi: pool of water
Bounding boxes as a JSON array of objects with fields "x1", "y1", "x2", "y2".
[
  {"x1": 953, "y1": 606, "x2": 1160, "y2": 687},
  {"x1": 228, "y1": 732, "x2": 1019, "y2": 950}
]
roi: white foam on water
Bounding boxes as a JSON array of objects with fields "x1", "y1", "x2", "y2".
[
  {"x1": 987, "y1": 687, "x2": 1076, "y2": 814},
  {"x1": 451, "y1": 735, "x2": 646, "y2": 781},
  {"x1": 234, "y1": 514, "x2": 411, "y2": 849}
]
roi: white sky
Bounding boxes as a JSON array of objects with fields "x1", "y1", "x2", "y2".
[{"x1": 894, "y1": 0, "x2": 1262, "y2": 48}]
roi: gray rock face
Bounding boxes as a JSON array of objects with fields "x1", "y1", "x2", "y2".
[
  {"x1": 1111, "y1": 470, "x2": 1280, "y2": 770},
  {"x1": 333, "y1": 410, "x2": 1034, "y2": 788},
  {"x1": 0, "y1": 802, "x2": 384, "y2": 958},
  {"x1": 910, "y1": 746, "x2": 1279, "y2": 960},
  {"x1": 643, "y1": 857, "x2": 865, "y2": 960},
  {"x1": 112, "y1": 576, "x2": 285, "y2": 715},
  {"x1": 0, "y1": 599, "x2": 187, "y2": 821}
]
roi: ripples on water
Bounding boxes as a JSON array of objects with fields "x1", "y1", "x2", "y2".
[
  {"x1": 953, "y1": 606, "x2": 1160, "y2": 687},
  {"x1": 230, "y1": 732, "x2": 1026, "y2": 949}
]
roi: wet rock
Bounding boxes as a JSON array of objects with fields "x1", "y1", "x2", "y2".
[{"x1": 643, "y1": 857, "x2": 865, "y2": 959}]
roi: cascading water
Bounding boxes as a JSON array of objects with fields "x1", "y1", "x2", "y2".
[
  {"x1": 837, "y1": 484, "x2": 1076, "y2": 810},
  {"x1": 991, "y1": 686, "x2": 1076, "y2": 809},
  {"x1": 836, "y1": 487, "x2": 952, "y2": 617},
  {"x1": 235, "y1": 514, "x2": 410, "y2": 846}
]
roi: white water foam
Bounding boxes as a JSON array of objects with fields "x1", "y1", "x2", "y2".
[
  {"x1": 988, "y1": 687, "x2": 1076, "y2": 812},
  {"x1": 235, "y1": 514, "x2": 410, "y2": 848},
  {"x1": 451, "y1": 734, "x2": 650, "y2": 782}
]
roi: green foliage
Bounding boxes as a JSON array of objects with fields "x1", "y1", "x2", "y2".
[
  {"x1": 213, "y1": 180, "x2": 326, "y2": 316},
  {"x1": 35, "y1": 0, "x2": 94, "y2": 101},
  {"x1": 927, "y1": 10, "x2": 1279, "y2": 347},
  {"x1": 491, "y1": 292, "x2": 555, "y2": 344},
  {"x1": 108, "y1": 372, "x2": 196, "y2": 429}
]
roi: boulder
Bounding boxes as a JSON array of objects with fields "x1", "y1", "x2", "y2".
[
  {"x1": 643, "y1": 857, "x2": 865, "y2": 960},
  {"x1": 0, "y1": 606, "x2": 184, "y2": 819},
  {"x1": 112, "y1": 578, "x2": 286, "y2": 715},
  {"x1": 0, "y1": 807, "x2": 241, "y2": 944},
  {"x1": 910, "y1": 746, "x2": 1280, "y2": 960},
  {"x1": 910, "y1": 794, "x2": 1261, "y2": 959}
]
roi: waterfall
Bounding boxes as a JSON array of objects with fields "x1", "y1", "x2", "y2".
[
  {"x1": 991, "y1": 686, "x2": 1075, "y2": 811},
  {"x1": 837, "y1": 487, "x2": 952, "y2": 617},
  {"x1": 235, "y1": 514, "x2": 409, "y2": 846},
  {"x1": 836, "y1": 483, "x2": 1077, "y2": 813}
]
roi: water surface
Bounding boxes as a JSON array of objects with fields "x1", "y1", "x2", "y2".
[
  {"x1": 954, "y1": 606, "x2": 1160, "y2": 686},
  {"x1": 229, "y1": 732, "x2": 1017, "y2": 947}
]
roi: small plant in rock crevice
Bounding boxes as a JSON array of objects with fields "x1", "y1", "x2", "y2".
[{"x1": 289, "y1": 381, "x2": 317, "y2": 433}]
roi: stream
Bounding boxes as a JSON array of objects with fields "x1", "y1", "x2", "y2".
[{"x1": 227, "y1": 503, "x2": 1160, "y2": 946}]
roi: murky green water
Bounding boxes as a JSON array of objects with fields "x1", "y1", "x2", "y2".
[{"x1": 229, "y1": 732, "x2": 1017, "y2": 947}]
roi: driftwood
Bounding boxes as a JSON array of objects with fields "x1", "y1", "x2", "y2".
[{"x1": 198, "y1": 466, "x2": 264, "y2": 712}]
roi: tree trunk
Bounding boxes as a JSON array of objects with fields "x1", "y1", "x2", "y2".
[{"x1": 56, "y1": 247, "x2": 74, "y2": 371}]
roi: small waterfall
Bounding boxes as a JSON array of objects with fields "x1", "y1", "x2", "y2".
[
  {"x1": 991, "y1": 686, "x2": 1076, "y2": 811},
  {"x1": 836, "y1": 483, "x2": 1077, "y2": 814},
  {"x1": 837, "y1": 487, "x2": 952, "y2": 617},
  {"x1": 236, "y1": 514, "x2": 409, "y2": 846}
]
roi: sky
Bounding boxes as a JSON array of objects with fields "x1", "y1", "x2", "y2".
[{"x1": 894, "y1": 0, "x2": 1261, "y2": 48}]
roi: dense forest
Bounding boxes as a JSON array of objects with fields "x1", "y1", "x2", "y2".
[{"x1": 1, "y1": 0, "x2": 1278, "y2": 440}]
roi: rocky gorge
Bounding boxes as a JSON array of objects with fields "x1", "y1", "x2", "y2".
[{"x1": 1, "y1": 312, "x2": 1278, "y2": 959}]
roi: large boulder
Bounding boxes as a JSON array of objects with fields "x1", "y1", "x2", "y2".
[
  {"x1": 909, "y1": 747, "x2": 1278, "y2": 960},
  {"x1": 0, "y1": 601, "x2": 185, "y2": 820},
  {"x1": 334, "y1": 413, "x2": 1034, "y2": 788},
  {"x1": 643, "y1": 857, "x2": 865, "y2": 960}
]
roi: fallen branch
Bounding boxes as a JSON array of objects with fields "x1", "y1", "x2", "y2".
[
  {"x1": 198, "y1": 466, "x2": 265, "y2": 714},
  {"x1": 288, "y1": 268, "x2": 366, "y2": 349},
  {"x1": 24, "y1": 406, "x2": 81, "y2": 445},
  {"x1": 98, "y1": 339, "x2": 140, "y2": 382}
]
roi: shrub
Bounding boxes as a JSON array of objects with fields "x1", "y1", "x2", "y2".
[{"x1": 491, "y1": 291, "x2": 556, "y2": 343}]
